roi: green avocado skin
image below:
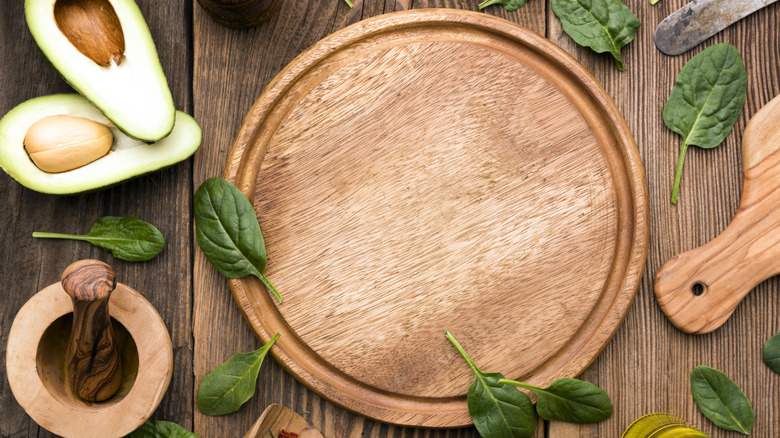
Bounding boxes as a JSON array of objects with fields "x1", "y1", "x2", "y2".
[
  {"x1": 0, "y1": 94, "x2": 201, "y2": 195},
  {"x1": 25, "y1": 0, "x2": 176, "y2": 142}
]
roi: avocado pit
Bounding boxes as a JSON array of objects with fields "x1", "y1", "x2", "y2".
[
  {"x1": 54, "y1": 0, "x2": 125, "y2": 67},
  {"x1": 24, "y1": 115, "x2": 113, "y2": 173}
]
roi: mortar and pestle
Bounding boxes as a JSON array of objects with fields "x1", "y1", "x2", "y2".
[
  {"x1": 655, "y1": 94, "x2": 780, "y2": 334},
  {"x1": 6, "y1": 260, "x2": 173, "y2": 438}
]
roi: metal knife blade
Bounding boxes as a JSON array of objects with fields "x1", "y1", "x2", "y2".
[{"x1": 655, "y1": 0, "x2": 778, "y2": 55}]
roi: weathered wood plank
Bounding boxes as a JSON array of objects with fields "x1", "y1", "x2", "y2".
[
  {"x1": 0, "y1": 1, "x2": 194, "y2": 436},
  {"x1": 192, "y1": 1, "x2": 545, "y2": 437},
  {"x1": 547, "y1": 1, "x2": 780, "y2": 437}
]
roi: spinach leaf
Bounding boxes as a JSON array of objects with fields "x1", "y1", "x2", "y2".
[
  {"x1": 763, "y1": 331, "x2": 780, "y2": 374},
  {"x1": 32, "y1": 216, "x2": 165, "y2": 262},
  {"x1": 125, "y1": 420, "x2": 198, "y2": 438},
  {"x1": 663, "y1": 43, "x2": 747, "y2": 204},
  {"x1": 197, "y1": 333, "x2": 280, "y2": 416},
  {"x1": 194, "y1": 177, "x2": 282, "y2": 303},
  {"x1": 500, "y1": 377, "x2": 612, "y2": 423},
  {"x1": 445, "y1": 331, "x2": 536, "y2": 438},
  {"x1": 551, "y1": 0, "x2": 640, "y2": 70},
  {"x1": 690, "y1": 365, "x2": 754, "y2": 435},
  {"x1": 479, "y1": 0, "x2": 528, "y2": 11}
]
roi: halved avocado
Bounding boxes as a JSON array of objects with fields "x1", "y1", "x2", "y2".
[
  {"x1": 0, "y1": 94, "x2": 201, "y2": 194},
  {"x1": 25, "y1": 0, "x2": 175, "y2": 142}
]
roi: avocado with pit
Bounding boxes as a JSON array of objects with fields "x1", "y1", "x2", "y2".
[
  {"x1": 25, "y1": 0, "x2": 175, "y2": 142},
  {"x1": 0, "y1": 94, "x2": 201, "y2": 194}
]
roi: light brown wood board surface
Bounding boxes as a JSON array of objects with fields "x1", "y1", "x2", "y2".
[
  {"x1": 0, "y1": 1, "x2": 778, "y2": 438},
  {"x1": 223, "y1": 9, "x2": 647, "y2": 427}
]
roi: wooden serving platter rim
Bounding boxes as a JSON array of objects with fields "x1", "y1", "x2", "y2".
[{"x1": 222, "y1": 9, "x2": 648, "y2": 428}]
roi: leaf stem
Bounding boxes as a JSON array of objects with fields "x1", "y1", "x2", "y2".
[
  {"x1": 260, "y1": 273, "x2": 283, "y2": 304},
  {"x1": 498, "y1": 379, "x2": 539, "y2": 392},
  {"x1": 478, "y1": 0, "x2": 502, "y2": 9},
  {"x1": 671, "y1": 141, "x2": 690, "y2": 204},
  {"x1": 32, "y1": 231, "x2": 89, "y2": 241},
  {"x1": 445, "y1": 330, "x2": 481, "y2": 376},
  {"x1": 343, "y1": 0, "x2": 353, "y2": 7}
]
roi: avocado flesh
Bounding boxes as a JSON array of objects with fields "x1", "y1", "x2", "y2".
[
  {"x1": 0, "y1": 94, "x2": 201, "y2": 195},
  {"x1": 25, "y1": 0, "x2": 175, "y2": 142}
]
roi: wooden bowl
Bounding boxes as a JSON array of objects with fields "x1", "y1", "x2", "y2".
[
  {"x1": 225, "y1": 9, "x2": 648, "y2": 427},
  {"x1": 5, "y1": 281, "x2": 173, "y2": 438}
]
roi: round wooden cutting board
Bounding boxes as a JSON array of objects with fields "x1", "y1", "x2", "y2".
[{"x1": 224, "y1": 9, "x2": 648, "y2": 428}]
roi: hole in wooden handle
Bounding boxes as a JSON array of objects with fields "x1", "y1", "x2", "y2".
[{"x1": 691, "y1": 282, "x2": 707, "y2": 296}]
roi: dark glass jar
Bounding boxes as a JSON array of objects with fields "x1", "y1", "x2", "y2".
[{"x1": 197, "y1": 0, "x2": 283, "y2": 29}]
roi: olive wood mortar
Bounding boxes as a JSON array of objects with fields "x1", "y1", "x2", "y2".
[
  {"x1": 6, "y1": 260, "x2": 173, "y2": 438},
  {"x1": 655, "y1": 94, "x2": 780, "y2": 334}
]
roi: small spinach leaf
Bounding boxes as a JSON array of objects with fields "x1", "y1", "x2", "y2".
[
  {"x1": 663, "y1": 43, "x2": 747, "y2": 204},
  {"x1": 479, "y1": 0, "x2": 528, "y2": 11},
  {"x1": 500, "y1": 377, "x2": 612, "y2": 423},
  {"x1": 197, "y1": 333, "x2": 280, "y2": 416},
  {"x1": 32, "y1": 216, "x2": 165, "y2": 262},
  {"x1": 763, "y1": 331, "x2": 780, "y2": 374},
  {"x1": 194, "y1": 177, "x2": 282, "y2": 303},
  {"x1": 690, "y1": 365, "x2": 754, "y2": 435},
  {"x1": 446, "y1": 331, "x2": 536, "y2": 438},
  {"x1": 125, "y1": 420, "x2": 198, "y2": 438},
  {"x1": 551, "y1": 0, "x2": 640, "y2": 70}
]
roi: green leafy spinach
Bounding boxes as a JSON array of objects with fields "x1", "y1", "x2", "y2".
[
  {"x1": 663, "y1": 43, "x2": 747, "y2": 204},
  {"x1": 445, "y1": 331, "x2": 536, "y2": 438},
  {"x1": 32, "y1": 216, "x2": 165, "y2": 262},
  {"x1": 690, "y1": 365, "x2": 754, "y2": 435},
  {"x1": 499, "y1": 377, "x2": 612, "y2": 423},
  {"x1": 478, "y1": 0, "x2": 528, "y2": 11},
  {"x1": 551, "y1": 0, "x2": 640, "y2": 70},
  {"x1": 763, "y1": 331, "x2": 780, "y2": 375},
  {"x1": 194, "y1": 177, "x2": 282, "y2": 303},
  {"x1": 197, "y1": 333, "x2": 280, "y2": 416},
  {"x1": 124, "y1": 420, "x2": 198, "y2": 438}
]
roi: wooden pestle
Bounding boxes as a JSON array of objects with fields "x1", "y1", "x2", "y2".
[
  {"x1": 655, "y1": 95, "x2": 780, "y2": 334},
  {"x1": 62, "y1": 259, "x2": 123, "y2": 401}
]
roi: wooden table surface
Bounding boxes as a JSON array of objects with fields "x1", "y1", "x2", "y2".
[{"x1": 1, "y1": 1, "x2": 778, "y2": 437}]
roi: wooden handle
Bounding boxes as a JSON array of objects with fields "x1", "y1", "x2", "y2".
[
  {"x1": 62, "y1": 259, "x2": 123, "y2": 401},
  {"x1": 655, "y1": 96, "x2": 780, "y2": 334}
]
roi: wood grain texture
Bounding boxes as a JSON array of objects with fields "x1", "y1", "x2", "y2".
[
  {"x1": 61, "y1": 260, "x2": 123, "y2": 402},
  {"x1": 1, "y1": 0, "x2": 779, "y2": 437},
  {"x1": 244, "y1": 404, "x2": 324, "y2": 438},
  {"x1": 0, "y1": 1, "x2": 193, "y2": 437},
  {"x1": 547, "y1": 1, "x2": 780, "y2": 437},
  {"x1": 5, "y1": 280, "x2": 172, "y2": 438},
  {"x1": 222, "y1": 9, "x2": 646, "y2": 427},
  {"x1": 655, "y1": 94, "x2": 780, "y2": 334}
]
